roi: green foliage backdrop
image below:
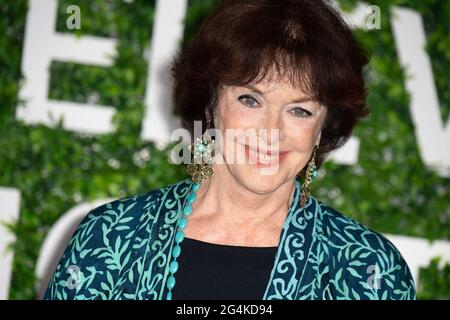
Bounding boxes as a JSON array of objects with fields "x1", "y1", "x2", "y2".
[{"x1": 0, "y1": 0, "x2": 448, "y2": 299}]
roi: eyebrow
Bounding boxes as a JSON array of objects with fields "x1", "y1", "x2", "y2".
[{"x1": 242, "y1": 84, "x2": 313, "y2": 104}]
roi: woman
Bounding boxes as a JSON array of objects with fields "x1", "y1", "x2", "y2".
[{"x1": 45, "y1": 0, "x2": 416, "y2": 300}]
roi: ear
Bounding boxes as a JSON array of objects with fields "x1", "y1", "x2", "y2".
[
  {"x1": 205, "y1": 109, "x2": 214, "y2": 128},
  {"x1": 315, "y1": 130, "x2": 322, "y2": 147}
]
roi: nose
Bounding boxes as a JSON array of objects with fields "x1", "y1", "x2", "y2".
[{"x1": 259, "y1": 108, "x2": 284, "y2": 147}]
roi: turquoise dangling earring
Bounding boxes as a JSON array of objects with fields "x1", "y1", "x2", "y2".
[
  {"x1": 186, "y1": 130, "x2": 216, "y2": 184},
  {"x1": 300, "y1": 145, "x2": 318, "y2": 208}
]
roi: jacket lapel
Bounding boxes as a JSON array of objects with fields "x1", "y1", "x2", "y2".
[
  {"x1": 140, "y1": 179, "x2": 192, "y2": 299},
  {"x1": 263, "y1": 178, "x2": 316, "y2": 300}
]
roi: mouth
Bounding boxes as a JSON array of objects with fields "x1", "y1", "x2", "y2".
[{"x1": 243, "y1": 144, "x2": 290, "y2": 168}]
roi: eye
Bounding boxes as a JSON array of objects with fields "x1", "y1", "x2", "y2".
[
  {"x1": 289, "y1": 107, "x2": 313, "y2": 118},
  {"x1": 238, "y1": 94, "x2": 259, "y2": 107}
]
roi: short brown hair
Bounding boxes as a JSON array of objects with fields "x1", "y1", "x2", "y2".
[{"x1": 171, "y1": 0, "x2": 370, "y2": 174}]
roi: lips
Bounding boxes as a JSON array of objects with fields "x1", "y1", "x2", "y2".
[{"x1": 244, "y1": 144, "x2": 290, "y2": 167}]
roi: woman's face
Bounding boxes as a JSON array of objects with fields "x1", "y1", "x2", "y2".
[{"x1": 213, "y1": 76, "x2": 328, "y2": 193}]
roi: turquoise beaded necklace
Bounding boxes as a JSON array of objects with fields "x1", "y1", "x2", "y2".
[{"x1": 165, "y1": 180, "x2": 200, "y2": 300}]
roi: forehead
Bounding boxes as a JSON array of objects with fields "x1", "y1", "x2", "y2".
[
  {"x1": 229, "y1": 77, "x2": 313, "y2": 105},
  {"x1": 250, "y1": 78, "x2": 305, "y2": 95},
  {"x1": 236, "y1": 66, "x2": 312, "y2": 97}
]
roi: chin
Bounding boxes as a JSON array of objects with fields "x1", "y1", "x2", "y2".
[{"x1": 229, "y1": 166, "x2": 289, "y2": 194}]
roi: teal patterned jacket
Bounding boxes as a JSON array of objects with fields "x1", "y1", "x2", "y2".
[{"x1": 44, "y1": 178, "x2": 416, "y2": 300}]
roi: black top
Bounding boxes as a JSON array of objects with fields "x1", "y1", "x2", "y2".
[{"x1": 171, "y1": 237, "x2": 278, "y2": 300}]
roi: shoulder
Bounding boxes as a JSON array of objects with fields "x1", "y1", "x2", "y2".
[
  {"x1": 313, "y1": 198, "x2": 398, "y2": 257},
  {"x1": 82, "y1": 178, "x2": 191, "y2": 221},
  {"x1": 64, "y1": 178, "x2": 191, "y2": 245},
  {"x1": 311, "y1": 197, "x2": 416, "y2": 300},
  {"x1": 44, "y1": 179, "x2": 190, "y2": 300}
]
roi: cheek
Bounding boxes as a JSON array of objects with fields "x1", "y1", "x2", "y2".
[
  {"x1": 215, "y1": 101, "x2": 247, "y2": 158},
  {"x1": 283, "y1": 125, "x2": 318, "y2": 173},
  {"x1": 284, "y1": 121, "x2": 321, "y2": 151},
  {"x1": 218, "y1": 102, "x2": 257, "y2": 130}
]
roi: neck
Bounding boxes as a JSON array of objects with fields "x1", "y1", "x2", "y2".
[{"x1": 192, "y1": 165, "x2": 296, "y2": 237}]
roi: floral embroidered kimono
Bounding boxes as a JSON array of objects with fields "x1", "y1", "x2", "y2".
[{"x1": 44, "y1": 178, "x2": 416, "y2": 300}]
